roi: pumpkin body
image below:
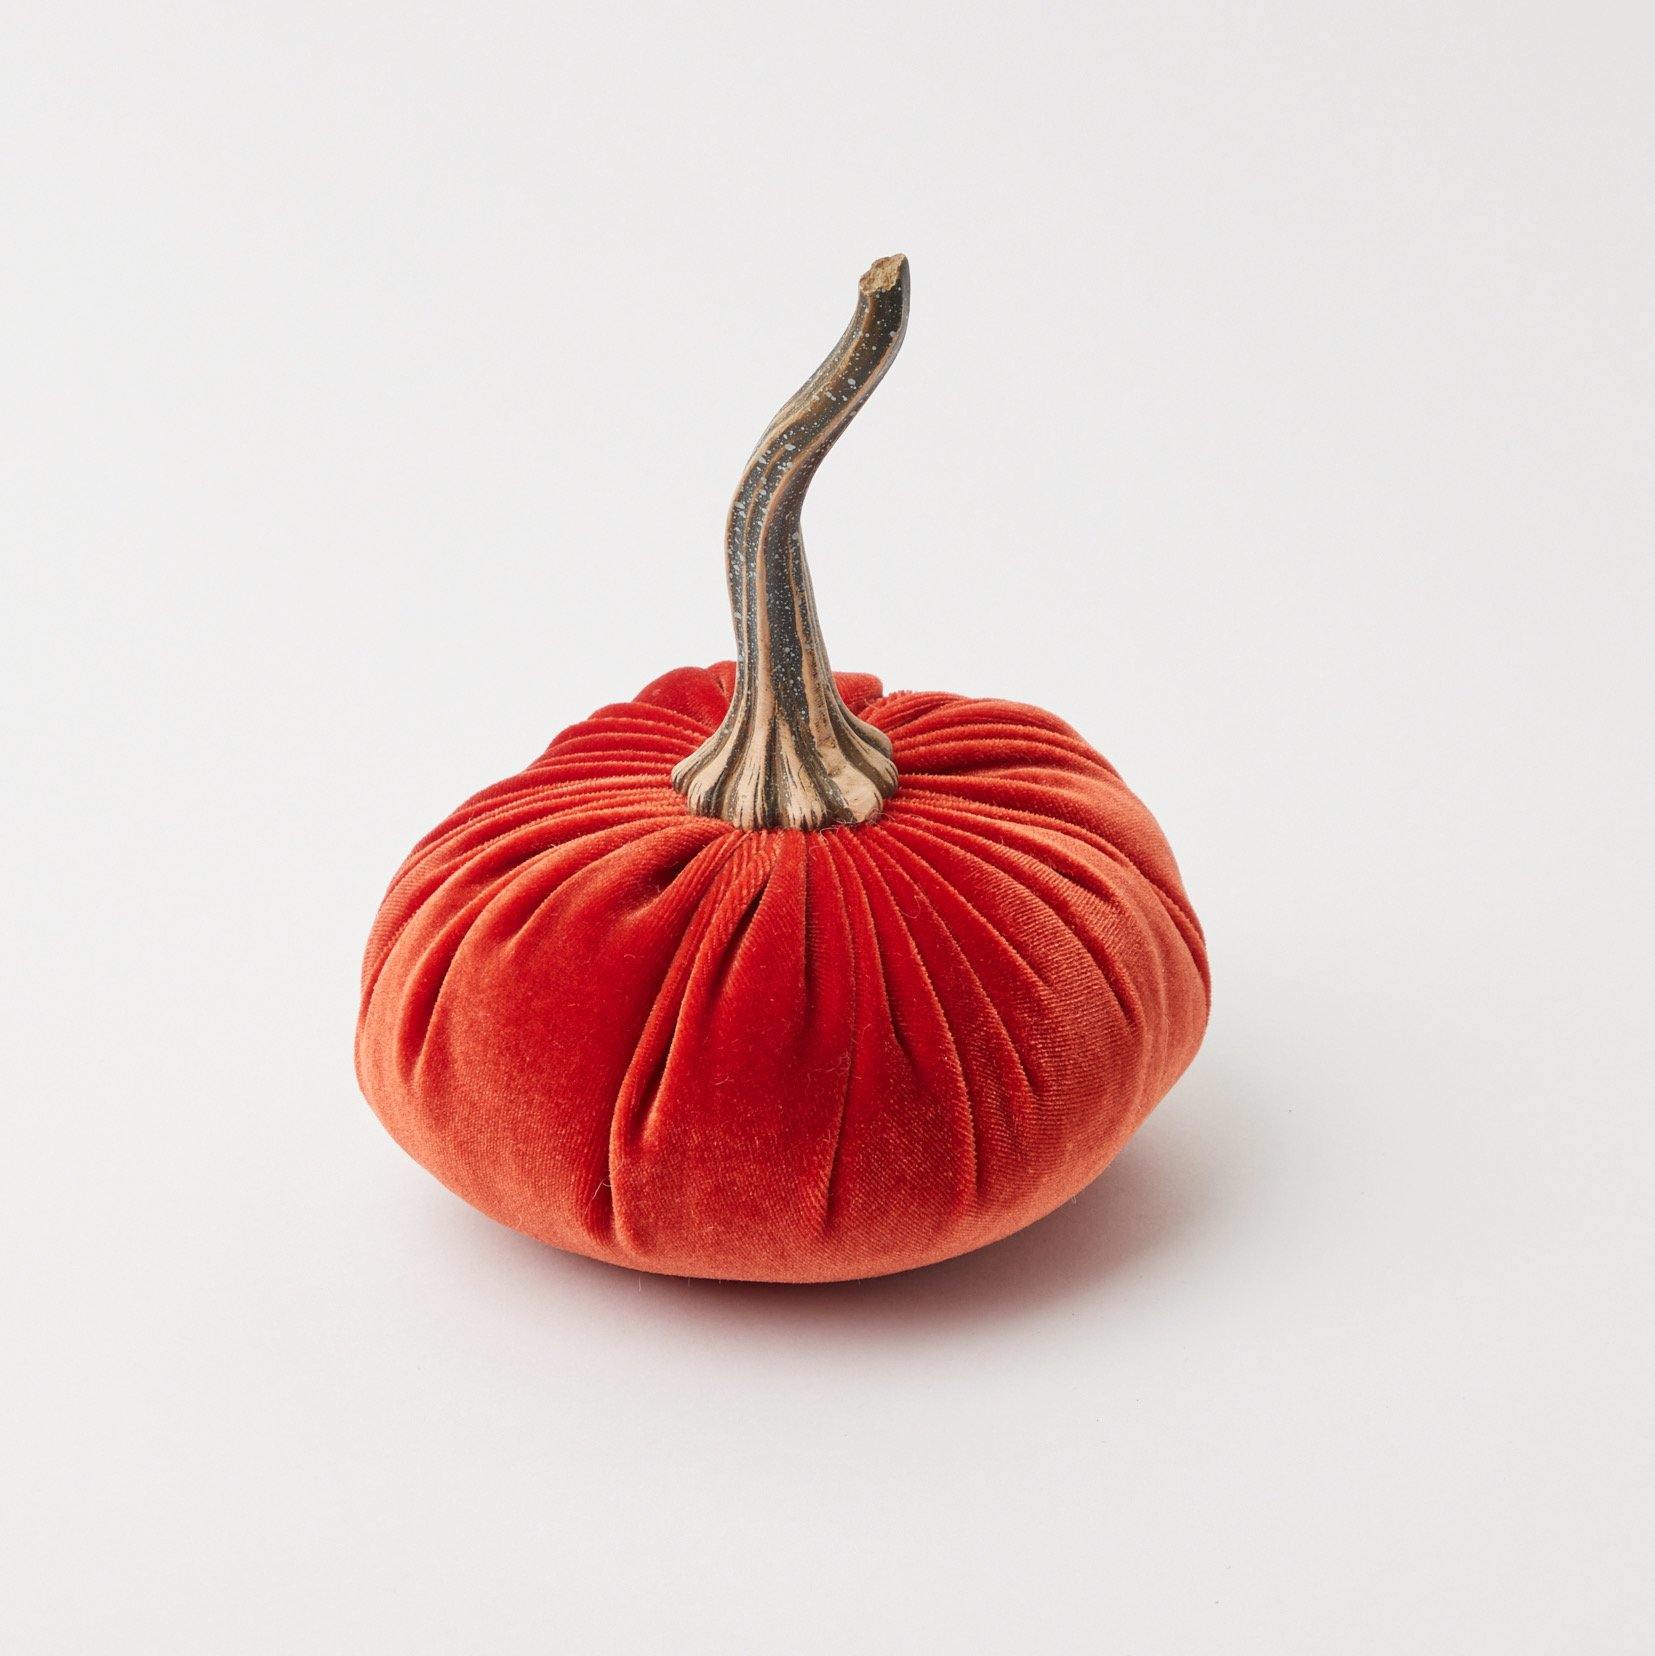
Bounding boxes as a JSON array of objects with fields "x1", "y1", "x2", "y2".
[{"x1": 356, "y1": 663, "x2": 1209, "y2": 1282}]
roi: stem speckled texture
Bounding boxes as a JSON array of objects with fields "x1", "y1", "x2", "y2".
[{"x1": 672, "y1": 255, "x2": 909, "y2": 830}]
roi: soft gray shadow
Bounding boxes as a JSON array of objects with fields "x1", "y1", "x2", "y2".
[{"x1": 459, "y1": 1065, "x2": 1248, "y2": 1340}]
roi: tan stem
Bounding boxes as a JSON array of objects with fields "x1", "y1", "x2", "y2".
[{"x1": 672, "y1": 255, "x2": 909, "y2": 830}]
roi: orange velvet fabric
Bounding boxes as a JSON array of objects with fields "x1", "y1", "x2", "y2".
[{"x1": 357, "y1": 664, "x2": 1209, "y2": 1282}]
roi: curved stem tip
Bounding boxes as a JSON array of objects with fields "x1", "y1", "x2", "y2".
[{"x1": 672, "y1": 254, "x2": 909, "y2": 830}]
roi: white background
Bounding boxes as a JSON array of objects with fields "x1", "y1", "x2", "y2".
[{"x1": 3, "y1": 4, "x2": 1651, "y2": 1651}]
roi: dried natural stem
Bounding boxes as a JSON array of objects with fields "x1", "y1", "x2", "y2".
[{"x1": 672, "y1": 255, "x2": 909, "y2": 830}]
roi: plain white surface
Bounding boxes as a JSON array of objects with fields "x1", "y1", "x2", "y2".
[{"x1": 3, "y1": 4, "x2": 1652, "y2": 1651}]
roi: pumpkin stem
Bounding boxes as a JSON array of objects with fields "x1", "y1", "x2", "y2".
[{"x1": 671, "y1": 255, "x2": 909, "y2": 830}]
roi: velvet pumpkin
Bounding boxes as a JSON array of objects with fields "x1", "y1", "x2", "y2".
[{"x1": 356, "y1": 257, "x2": 1208, "y2": 1282}]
